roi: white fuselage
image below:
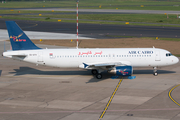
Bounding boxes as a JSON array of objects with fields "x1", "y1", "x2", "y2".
[{"x1": 3, "y1": 48, "x2": 179, "y2": 69}]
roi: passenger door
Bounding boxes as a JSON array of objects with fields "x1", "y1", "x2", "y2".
[
  {"x1": 37, "y1": 51, "x2": 43, "y2": 62},
  {"x1": 155, "y1": 51, "x2": 161, "y2": 61}
]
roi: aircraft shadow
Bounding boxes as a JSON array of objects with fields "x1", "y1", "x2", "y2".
[
  {"x1": 86, "y1": 69, "x2": 176, "y2": 83},
  {"x1": 133, "y1": 69, "x2": 175, "y2": 74},
  {"x1": 9, "y1": 67, "x2": 176, "y2": 83},
  {"x1": 9, "y1": 67, "x2": 91, "y2": 76},
  {"x1": 11, "y1": 67, "x2": 175, "y2": 76}
]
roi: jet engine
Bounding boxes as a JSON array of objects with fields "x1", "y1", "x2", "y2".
[{"x1": 108, "y1": 66, "x2": 133, "y2": 76}]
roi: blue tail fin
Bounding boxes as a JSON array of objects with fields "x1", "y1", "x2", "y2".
[{"x1": 6, "y1": 21, "x2": 41, "y2": 50}]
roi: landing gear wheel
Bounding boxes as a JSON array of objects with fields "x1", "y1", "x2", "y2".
[
  {"x1": 153, "y1": 67, "x2": 158, "y2": 76},
  {"x1": 96, "y1": 73, "x2": 102, "y2": 79},
  {"x1": 153, "y1": 72, "x2": 158, "y2": 76},
  {"x1": 91, "y1": 69, "x2": 98, "y2": 75}
]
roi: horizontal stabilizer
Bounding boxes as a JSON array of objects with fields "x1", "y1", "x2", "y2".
[{"x1": 3, "y1": 51, "x2": 27, "y2": 57}]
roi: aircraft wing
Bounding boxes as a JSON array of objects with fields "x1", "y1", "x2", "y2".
[{"x1": 79, "y1": 61, "x2": 131, "y2": 69}]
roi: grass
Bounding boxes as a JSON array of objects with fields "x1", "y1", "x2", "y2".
[
  {"x1": 142, "y1": 37, "x2": 180, "y2": 41},
  {"x1": 175, "y1": 54, "x2": 180, "y2": 57},
  {"x1": 106, "y1": 35, "x2": 135, "y2": 38},
  {"x1": 0, "y1": 0, "x2": 180, "y2": 11},
  {"x1": 1, "y1": 1, "x2": 180, "y2": 27},
  {"x1": 2, "y1": 13, "x2": 179, "y2": 25},
  {"x1": 81, "y1": 6, "x2": 180, "y2": 11},
  {"x1": 0, "y1": 16, "x2": 59, "y2": 22},
  {"x1": 0, "y1": 10, "x2": 72, "y2": 14},
  {"x1": 40, "y1": 14, "x2": 180, "y2": 24},
  {"x1": 158, "y1": 38, "x2": 180, "y2": 41},
  {"x1": 2, "y1": 15, "x2": 180, "y2": 28},
  {"x1": 0, "y1": 1, "x2": 76, "y2": 8},
  {"x1": 105, "y1": 36, "x2": 180, "y2": 41},
  {"x1": 2, "y1": 10, "x2": 179, "y2": 23}
]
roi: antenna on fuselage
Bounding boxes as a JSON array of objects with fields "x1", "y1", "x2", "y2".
[{"x1": 76, "y1": 0, "x2": 79, "y2": 49}]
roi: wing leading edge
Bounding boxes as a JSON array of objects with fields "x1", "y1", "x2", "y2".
[{"x1": 79, "y1": 61, "x2": 131, "y2": 69}]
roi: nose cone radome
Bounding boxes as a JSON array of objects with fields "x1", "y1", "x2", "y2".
[
  {"x1": 173, "y1": 56, "x2": 179, "y2": 64},
  {"x1": 176, "y1": 57, "x2": 179, "y2": 63}
]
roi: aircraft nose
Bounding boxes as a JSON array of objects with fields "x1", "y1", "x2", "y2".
[
  {"x1": 176, "y1": 57, "x2": 179, "y2": 63},
  {"x1": 174, "y1": 56, "x2": 179, "y2": 64}
]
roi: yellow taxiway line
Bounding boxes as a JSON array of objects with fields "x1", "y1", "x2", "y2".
[
  {"x1": 99, "y1": 78, "x2": 123, "y2": 120},
  {"x1": 168, "y1": 84, "x2": 180, "y2": 107}
]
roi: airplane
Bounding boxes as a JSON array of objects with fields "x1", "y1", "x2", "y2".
[{"x1": 2, "y1": 21, "x2": 179, "y2": 79}]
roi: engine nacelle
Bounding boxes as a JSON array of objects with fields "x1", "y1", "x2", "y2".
[{"x1": 109, "y1": 66, "x2": 133, "y2": 76}]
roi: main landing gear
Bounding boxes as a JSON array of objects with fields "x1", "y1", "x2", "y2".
[
  {"x1": 153, "y1": 67, "x2": 158, "y2": 76},
  {"x1": 91, "y1": 69, "x2": 98, "y2": 75},
  {"x1": 91, "y1": 69, "x2": 102, "y2": 79}
]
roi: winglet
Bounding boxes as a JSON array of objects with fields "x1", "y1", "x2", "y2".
[
  {"x1": 83, "y1": 63, "x2": 89, "y2": 68},
  {"x1": 6, "y1": 21, "x2": 41, "y2": 50}
]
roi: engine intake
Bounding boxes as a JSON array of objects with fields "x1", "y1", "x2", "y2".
[{"x1": 109, "y1": 66, "x2": 133, "y2": 76}]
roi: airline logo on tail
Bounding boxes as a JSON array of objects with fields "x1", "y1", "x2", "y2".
[{"x1": 10, "y1": 33, "x2": 26, "y2": 42}]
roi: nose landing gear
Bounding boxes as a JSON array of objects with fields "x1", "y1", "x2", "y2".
[{"x1": 153, "y1": 67, "x2": 158, "y2": 76}]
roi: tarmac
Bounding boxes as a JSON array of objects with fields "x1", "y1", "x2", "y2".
[
  {"x1": 1, "y1": 19, "x2": 180, "y2": 39},
  {"x1": 0, "y1": 39, "x2": 180, "y2": 120},
  {"x1": 0, "y1": 29, "x2": 92, "y2": 41}
]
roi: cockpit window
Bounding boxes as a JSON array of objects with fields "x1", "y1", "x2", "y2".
[{"x1": 166, "y1": 53, "x2": 172, "y2": 57}]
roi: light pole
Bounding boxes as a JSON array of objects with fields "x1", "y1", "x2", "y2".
[{"x1": 76, "y1": 0, "x2": 79, "y2": 49}]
